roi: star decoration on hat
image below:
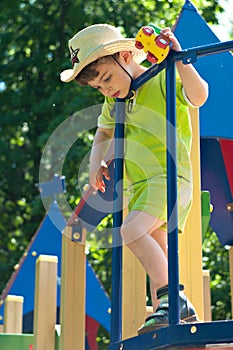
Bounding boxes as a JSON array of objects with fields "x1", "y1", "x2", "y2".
[{"x1": 70, "y1": 47, "x2": 80, "y2": 65}]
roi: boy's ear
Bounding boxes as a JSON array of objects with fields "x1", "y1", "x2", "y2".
[{"x1": 119, "y1": 51, "x2": 133, "y2": 64}]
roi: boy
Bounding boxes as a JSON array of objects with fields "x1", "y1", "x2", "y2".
[{"x1": 60, "y1": 23, "x2": 208, "y2": 334}]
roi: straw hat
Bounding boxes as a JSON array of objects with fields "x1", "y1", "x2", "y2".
[{"x1": 60, "y1": 23, "x2": 146, "y2": 83}]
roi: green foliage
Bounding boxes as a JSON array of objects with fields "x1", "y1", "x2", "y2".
[
  {"x1": 0, "y1": 0, "x2": 229, "y2": 340},
  {"x1": 202, "y1": 227, "x2": 232, "y2": 320}
]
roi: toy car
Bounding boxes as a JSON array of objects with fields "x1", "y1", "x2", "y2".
[{"x1": 135, "y1": 24, "x2": 170, "y2": 64}]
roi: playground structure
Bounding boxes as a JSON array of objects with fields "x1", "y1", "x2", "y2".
[
  {"x1": 1, "y1": 0, "x2": 233, "y2": 349},
  {"x1": 108, "y1": 1, "x2": 233, "y2": 349},
  {"x1": 0, "y1": 195, "x2": 111, "y2": 349}
]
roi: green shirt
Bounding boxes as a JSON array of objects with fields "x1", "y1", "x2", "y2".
[{"x1": 98, "y1": 70, "x2": 193, "y2": 185}]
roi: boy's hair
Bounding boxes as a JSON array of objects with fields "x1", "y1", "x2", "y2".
[{"x1": 75, "y1": 53, "x2": 119, "y2": 86}]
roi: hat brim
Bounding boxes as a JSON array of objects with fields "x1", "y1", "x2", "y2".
[{"x1": 60, "y1": 38, "x2": 146, "y2": 83}]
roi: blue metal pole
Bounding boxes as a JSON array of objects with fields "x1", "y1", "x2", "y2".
[
  {"x1": 110, "y1": 99, "x2": 126, "y2": 343},
  {"x1": 165, "y1": 56, "x2": 180, "y2": 325},
  {"x1": 172, "y1": 40, "x2": 233, "y2": 64},
  {"x1": 131, "y1": 61, "x2": 166, "y2": 91}
]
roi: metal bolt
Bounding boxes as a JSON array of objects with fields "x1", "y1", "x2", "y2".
[
  {"x1": 73, "y1": 232, "x2": 80, "y2": 240},
  {"x1": 190, "y1": 325, "x2": 197, "y2": 333}
]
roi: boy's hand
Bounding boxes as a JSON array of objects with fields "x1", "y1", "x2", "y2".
[
  {"x1": 160, "y1": 27, "x2": 182, "y2": 52},
  {"x1": 90, "y1": 160, "x2": 110, "y2": 193}
]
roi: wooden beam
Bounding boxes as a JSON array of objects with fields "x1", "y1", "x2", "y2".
[
  {"x1": 179, "y1": 108, "x2": 204, "y2": 321},
  {"x1": 33, "y1": 255, "x2": 58, "y2": 350},
  {"x1": 3, "y1": 295, "x2": 24, "y2": 334},
  {"x1": 59, "y1": 226, "x2": 86, "y2": 350},
  {"x1": 122, "y1": 246, "x2": 146, "y2": 339},
  {"x1": 122, "y1": 197, "x2": 147, "y2": 339},
  {"x1": 202, "y1": 270, "x2": 212, "y2": 321}
]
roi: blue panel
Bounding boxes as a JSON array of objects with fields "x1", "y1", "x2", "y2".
[
  {"x1": 39, "y1": 174, "x2": 66, "y2": 197},
  {"x1": 86, "y1": 260, "x2": 111, "y2": 332},
  {"x1": 78, "y1": 161, "x2": 114, "y2": 231},
  {"x1": 174, "y1": 0, "x2": 233, "y2": 139},
  {"x1": 200, "y1": 138, "x2": 233, "y2": 245},
  {"x1": 0, "y1": 203, "x2": 64, "y2": 324},
  {"x1": 0, "y1": 202, "x2": 111, "y2": 332}
]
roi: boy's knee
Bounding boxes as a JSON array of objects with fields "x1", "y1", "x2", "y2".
[
  {"x1": 121, "y1": 220, "x2": 145, "y2": 245},
  {"x1": 120, "y1": 222, "x2": 129, "y2": 241},
  {"x1": 121, "y1": 221, "x2": 133, "y2": 244}
]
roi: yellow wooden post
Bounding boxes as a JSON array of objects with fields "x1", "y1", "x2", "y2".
[
  {"x1": 3, "y1": 295, "x2": 24, "y2": 333},
  {"x1": 122, "y1": 107, "x2": 205, "y2": 334},
  {"x1": 202, "y1": 270, "x2": 212, "y2": 321},
  {"x1": 122, "y1": 246, "x2": 146, "y2": 339},
  {"x1": 122, "y1": 197, "x2": 147, "y2": 339},
  {"x1": 59, "y1": 226, "x2": 86, "y2": 350},
  {"x1": 33, "y1": 255, "x2": 58, "y2": 350},
  {"x1": 179, "y1": 108, "x2": 204, "y2": 321}
]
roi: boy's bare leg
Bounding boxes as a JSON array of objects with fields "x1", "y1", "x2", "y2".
[
  {"x1": 121, "y1": 210, "x2": 168, "y2": 310},
  {"x1": 149, "y1": 228, "x2": 168, "y2": 311},
  {"x1": 121, "y1": 210, "x2": 198, "y2": 334}
]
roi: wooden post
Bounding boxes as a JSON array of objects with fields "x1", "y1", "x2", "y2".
[
  {"x1": 3, "y1": 295, "x2": 24, "y2": 333},
  {"x1": 179, "y1": 108, "x2": 204, "y2": 321},
  {"x1": 33, "y1": 255, "x2": 58, "y2": 350},
  {"x1": 122, "y1": 197, "x2": 147, "y2": 339},
  {"x1": 202, "y1": 270, "x2": 212, "y2": 321},
  {"x1": 123, "y1": 108, "x2": 205, "y2": 335},
  {"x1": 59, "y1": 226, "x2": 86, "y2": 350},
  {"x1": 122, "y1": 246, "x2": 146, "y2": 339}
]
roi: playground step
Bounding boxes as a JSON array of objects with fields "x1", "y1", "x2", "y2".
[{"x1": 172, "y1": 345, "x2": 233, "y2": 350}]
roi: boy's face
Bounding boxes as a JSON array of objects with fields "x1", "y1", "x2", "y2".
[{"x1": 88, "y1": 57, "x2": 132, "y2": 99}]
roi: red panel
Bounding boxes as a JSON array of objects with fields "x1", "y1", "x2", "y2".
[
  {"x1": 86, "y1": 315, "x2": 99, "y2": 350},
  {"x1": 220, "y1": 139, "x2": 233, "y2": 197}
]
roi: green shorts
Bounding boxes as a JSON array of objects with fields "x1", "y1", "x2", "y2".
[{"x1": 127, "y1": 175, "x2": 192, "y2": 233}]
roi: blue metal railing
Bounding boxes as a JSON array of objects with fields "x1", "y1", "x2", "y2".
[
  {"x1": 110, "y1": 100, "x2": 125, "y2": 342},
  {"x1": 110, "y1": 39, "x2": 233, "y2": 348},
  {"x1": 165, "y1": 57, "x2": 180, "y2": 326}
]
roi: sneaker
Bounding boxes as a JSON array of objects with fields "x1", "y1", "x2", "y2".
[{"x1": 138, "y1": 284, "x2": 198, "y2": 335}]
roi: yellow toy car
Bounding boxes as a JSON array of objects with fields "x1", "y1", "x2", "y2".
[{"x1": 135, "y1": 24, "x2": 170, "y2": 64}]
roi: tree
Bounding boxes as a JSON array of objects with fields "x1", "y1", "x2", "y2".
[{"x1": 202, "y1": 227, "x2": 232, "y2": 320}]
